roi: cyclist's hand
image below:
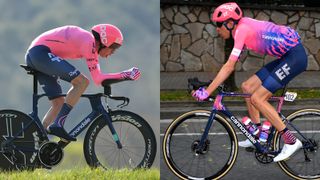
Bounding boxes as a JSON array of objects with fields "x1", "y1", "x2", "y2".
[
  {"x1": 192, "y1": 87, "x2": 209, "y2": 101},
  {"x1": 121, "y1": 67, "x2": 141, "y2": 80}
]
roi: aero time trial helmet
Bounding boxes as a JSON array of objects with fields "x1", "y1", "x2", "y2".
[
  {"x1": 211, "y1": 2, "x2": 242, "y2": 23},
  {"x1": 91, "y1": 24, "x2": 123, "y2": 49}
]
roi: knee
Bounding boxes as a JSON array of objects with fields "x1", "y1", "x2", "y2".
[
  {"x1": 241, "y1": 81, "x2": 251, "y2": 93},
  {"x1": 71, "y1": 74, "x2": 89, "y2": 89},
  {"x1": 250, "y1": 93, "x2": 264, "y2": 107}
]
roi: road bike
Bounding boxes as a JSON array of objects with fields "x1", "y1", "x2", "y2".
[
  {"x1": 162, "y1": 77, "x2": 320, "y2": 180},
  {"x1": 0, "y1": 64, "x2": 157, "y2": 170}
]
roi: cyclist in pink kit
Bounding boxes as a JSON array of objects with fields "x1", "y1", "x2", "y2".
[
  {"x1": 193, "y1": 2, "x2": 307, "y2": 162},
  {"x1": 25, "y1": 24, "x2": 140, "y2": 141}
]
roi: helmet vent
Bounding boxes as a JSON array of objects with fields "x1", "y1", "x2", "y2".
[
  {"x1": 235, "y1": 8, "x2": 240, "y2": 15},
  {"x1": 92, "y1": 30, "x2": 101, "y2": 42},
  {"x1": 217, "y1": 11, "x2": 222, "y2": 17}
]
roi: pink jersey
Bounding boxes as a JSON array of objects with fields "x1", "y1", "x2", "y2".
[
  {"x1": 29, "y1": 26, "x2": 122, "y2": 85},
  {"x1": 230, "y1": 17, "x2": 301, "y2": 61}
]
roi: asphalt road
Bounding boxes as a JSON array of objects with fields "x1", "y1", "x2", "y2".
[{"x1": 160, "y1": 112, "x2": 320, "y2": 180}]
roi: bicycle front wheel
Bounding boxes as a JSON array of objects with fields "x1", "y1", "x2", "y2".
[
  {"x1": 163, "y1": 110, "x2": 238, "y2": 180},
  {"x1": 83, "y1": 110, "x2": 157, "y2": 169},
  {"x1": 274, "y1": 109, "x2": 320, "y2": 179}
]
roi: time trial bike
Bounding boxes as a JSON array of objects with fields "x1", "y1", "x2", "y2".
[{"x1": 0, "y1": 64, "x2": 157, "y2": 170}]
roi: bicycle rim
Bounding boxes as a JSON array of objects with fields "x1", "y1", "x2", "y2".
[
  {"x1": 274, "y1": 109, "x2": 320, "y2": 179},
  {"x1": 163, "y1": 110, "x2": 238, "y2": 179}
]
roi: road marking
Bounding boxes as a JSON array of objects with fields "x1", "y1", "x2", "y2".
[
  {"x1": 160, "y1": 131, "x2": 320, "y2": 136},
  {"x1": 161, "y1": 117, "x2": 320, "y2": 123}
]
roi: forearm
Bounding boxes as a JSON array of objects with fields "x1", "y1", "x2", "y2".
[
  {"x1": 99, "y1": 72, "x2": 123, "y2": 79},
  {"x1": 85, "y1": 57, "x2": 140, "y2": 85},
  {"x1": 90, "y1": 70, "x2": 123, "y2": 85},
  {"x1": 206, "y1": 62, "x2": 235, "y2": 95}
]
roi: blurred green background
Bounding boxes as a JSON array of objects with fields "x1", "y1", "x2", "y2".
[{"x1": 0, "y1": 0, "x2": 160, "y2": 168}]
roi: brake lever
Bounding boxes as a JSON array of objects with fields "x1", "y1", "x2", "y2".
[{"x1": 187, "y1": 77, "x2": 198, "y2": 93}]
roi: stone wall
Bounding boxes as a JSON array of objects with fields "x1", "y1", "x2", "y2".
[{"x1": 160, "y1": 5, "x2": 320, "y2": 73}]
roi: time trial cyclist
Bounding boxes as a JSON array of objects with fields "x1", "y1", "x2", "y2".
[{"x1": 25, "y1": 24, "x2": 141, "y2": 141}]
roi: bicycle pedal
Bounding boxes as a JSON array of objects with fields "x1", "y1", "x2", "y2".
[{"x1": 59, "y1": 138, "x2": 70, "y2": 143}]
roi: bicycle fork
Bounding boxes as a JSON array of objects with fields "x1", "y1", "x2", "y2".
[
  {"x1": 102, "y1": 112, "x2": 123, "y2": 149},
  {"x1": 89, "y1": 96, "x2": 123, "y2": 149},
  {"x1": 194, "y1": 110, "x2": 217, "y2": 154}
]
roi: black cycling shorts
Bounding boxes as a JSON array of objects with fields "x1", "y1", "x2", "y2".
[
  {"x1": 255, "y1": 43, "x2": 307, "y2": 93},
  {"x1": 25, "y1": 45, "x2": 80, "y2": 100}
]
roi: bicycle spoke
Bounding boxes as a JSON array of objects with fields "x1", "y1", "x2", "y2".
[
  {"x1": 119, "y1": 149, "x2": 139, "y2": 167},
  {"x1": 103, "y1": 127, "x2": 114, "y2": 142},
  {"x1": 96, "y1": 135, "x2": 116, "y2": 145},
  {"x1": 121, "y1": 147, "x2": 144, "y2": 159}
]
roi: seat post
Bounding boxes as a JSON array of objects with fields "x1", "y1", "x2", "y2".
[
  {"x1": 33, "y1": 73, "x2": 38, "y2": 95},
  {"x1": 31, "y1": 72, "x2": 39, "y2": 119}
]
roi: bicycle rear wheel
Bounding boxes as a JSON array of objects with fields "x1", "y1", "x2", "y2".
[
  {"x1": 83, "y1": 110, "x2": 157, "y2": 169},
  {"x1": 274, "y1": 109, "x2": 320, "y2": 179},
  {"x1": 162, "y1": 110, "x2": 238, "y2": 179},
  {"x1": 0, "y1": 109, "x2": 47, "y2": 171}
]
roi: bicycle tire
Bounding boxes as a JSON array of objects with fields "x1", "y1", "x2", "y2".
[
  {"x1": 0, "y1": 109, "x2": 47, "y2": 171},
  {"x1": 162, "y1": 110, "x2": 238, "y2": 180},
  {"x1": 274, "y1": 108, "x2": 320, "y2": 180},
  {"x1": 83, "y1": 110, "x2": 157, "y2": 169}
]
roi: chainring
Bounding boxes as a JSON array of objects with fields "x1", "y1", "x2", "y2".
[
  {"x1": 38, "y1": 141, "x2": 64, "y2": 168},
  {"x1": 255, "y1": 151, "x2": 275, "y2": 164}
]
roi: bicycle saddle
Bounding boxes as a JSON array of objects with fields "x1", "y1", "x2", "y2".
[{"x1": 20, "y1": 64, "x2": 39, "y2": 75}]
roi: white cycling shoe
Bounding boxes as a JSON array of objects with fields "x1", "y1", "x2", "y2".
[
  {"x1": 238, "y1": 139, "x2": 254, "y2": 148},
  {"x1": 273, "y1": 139, "x2": 302, "y2": 162}
]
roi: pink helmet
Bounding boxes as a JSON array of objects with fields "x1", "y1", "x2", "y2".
[
  {"x1": 211, "y1": 2, "x2": 242, "y2": 22},
  {"x1": 91, "y1": 24, "x2": 123, "y2": 48}
]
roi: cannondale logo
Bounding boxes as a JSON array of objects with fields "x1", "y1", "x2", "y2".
[{"x1": 100, "y1": 25, "x2": 108, "y2": 45}]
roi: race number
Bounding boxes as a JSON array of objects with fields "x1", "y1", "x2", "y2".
[{"x1": 284, "y1": 92, "x2": 297, "y2": 102}]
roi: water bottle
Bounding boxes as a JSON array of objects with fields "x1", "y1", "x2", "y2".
[
  {"x1": 241, "y1": 116, "x2": 259, "y2": 136},
  {"x1": 259, "y1": 121, "x2": 271, "y2": 142}
]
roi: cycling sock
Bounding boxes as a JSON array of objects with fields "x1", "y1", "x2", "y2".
[
  {"x1": 53, "y1": 103, "x2": 73, "y2": 127},
  {"x1": 280, "y1": 128, "x2": 296, "y2": 145},
  {"x1": 256, "y1": 123, "x2": 262, "y2": 138}
]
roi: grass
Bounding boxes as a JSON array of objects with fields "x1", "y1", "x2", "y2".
[
  {"x1": 161, "y1": 89, "x2": 320, "y2": 101},
  {"x1": 0, "y1": 167, "x2": 160, "y2": 180},
  {"x1": 0, "y1": 139, "x2": 159, "y2": 180}
]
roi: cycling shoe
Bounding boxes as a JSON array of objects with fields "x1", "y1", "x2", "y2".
[{"x1": 47, "y1": 123, "x2": 76, "y2": 141}]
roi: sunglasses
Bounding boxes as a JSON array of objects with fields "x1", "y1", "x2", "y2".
[
  {"x1": 216, "y1": 22, "x2": 225, "y2": 28},
  {"x1": 109, "y1": 43, "x2": 121, "y2": 49},
  {"x1": 99, "y1": 43, "x2": 121, "y2": 53}
]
